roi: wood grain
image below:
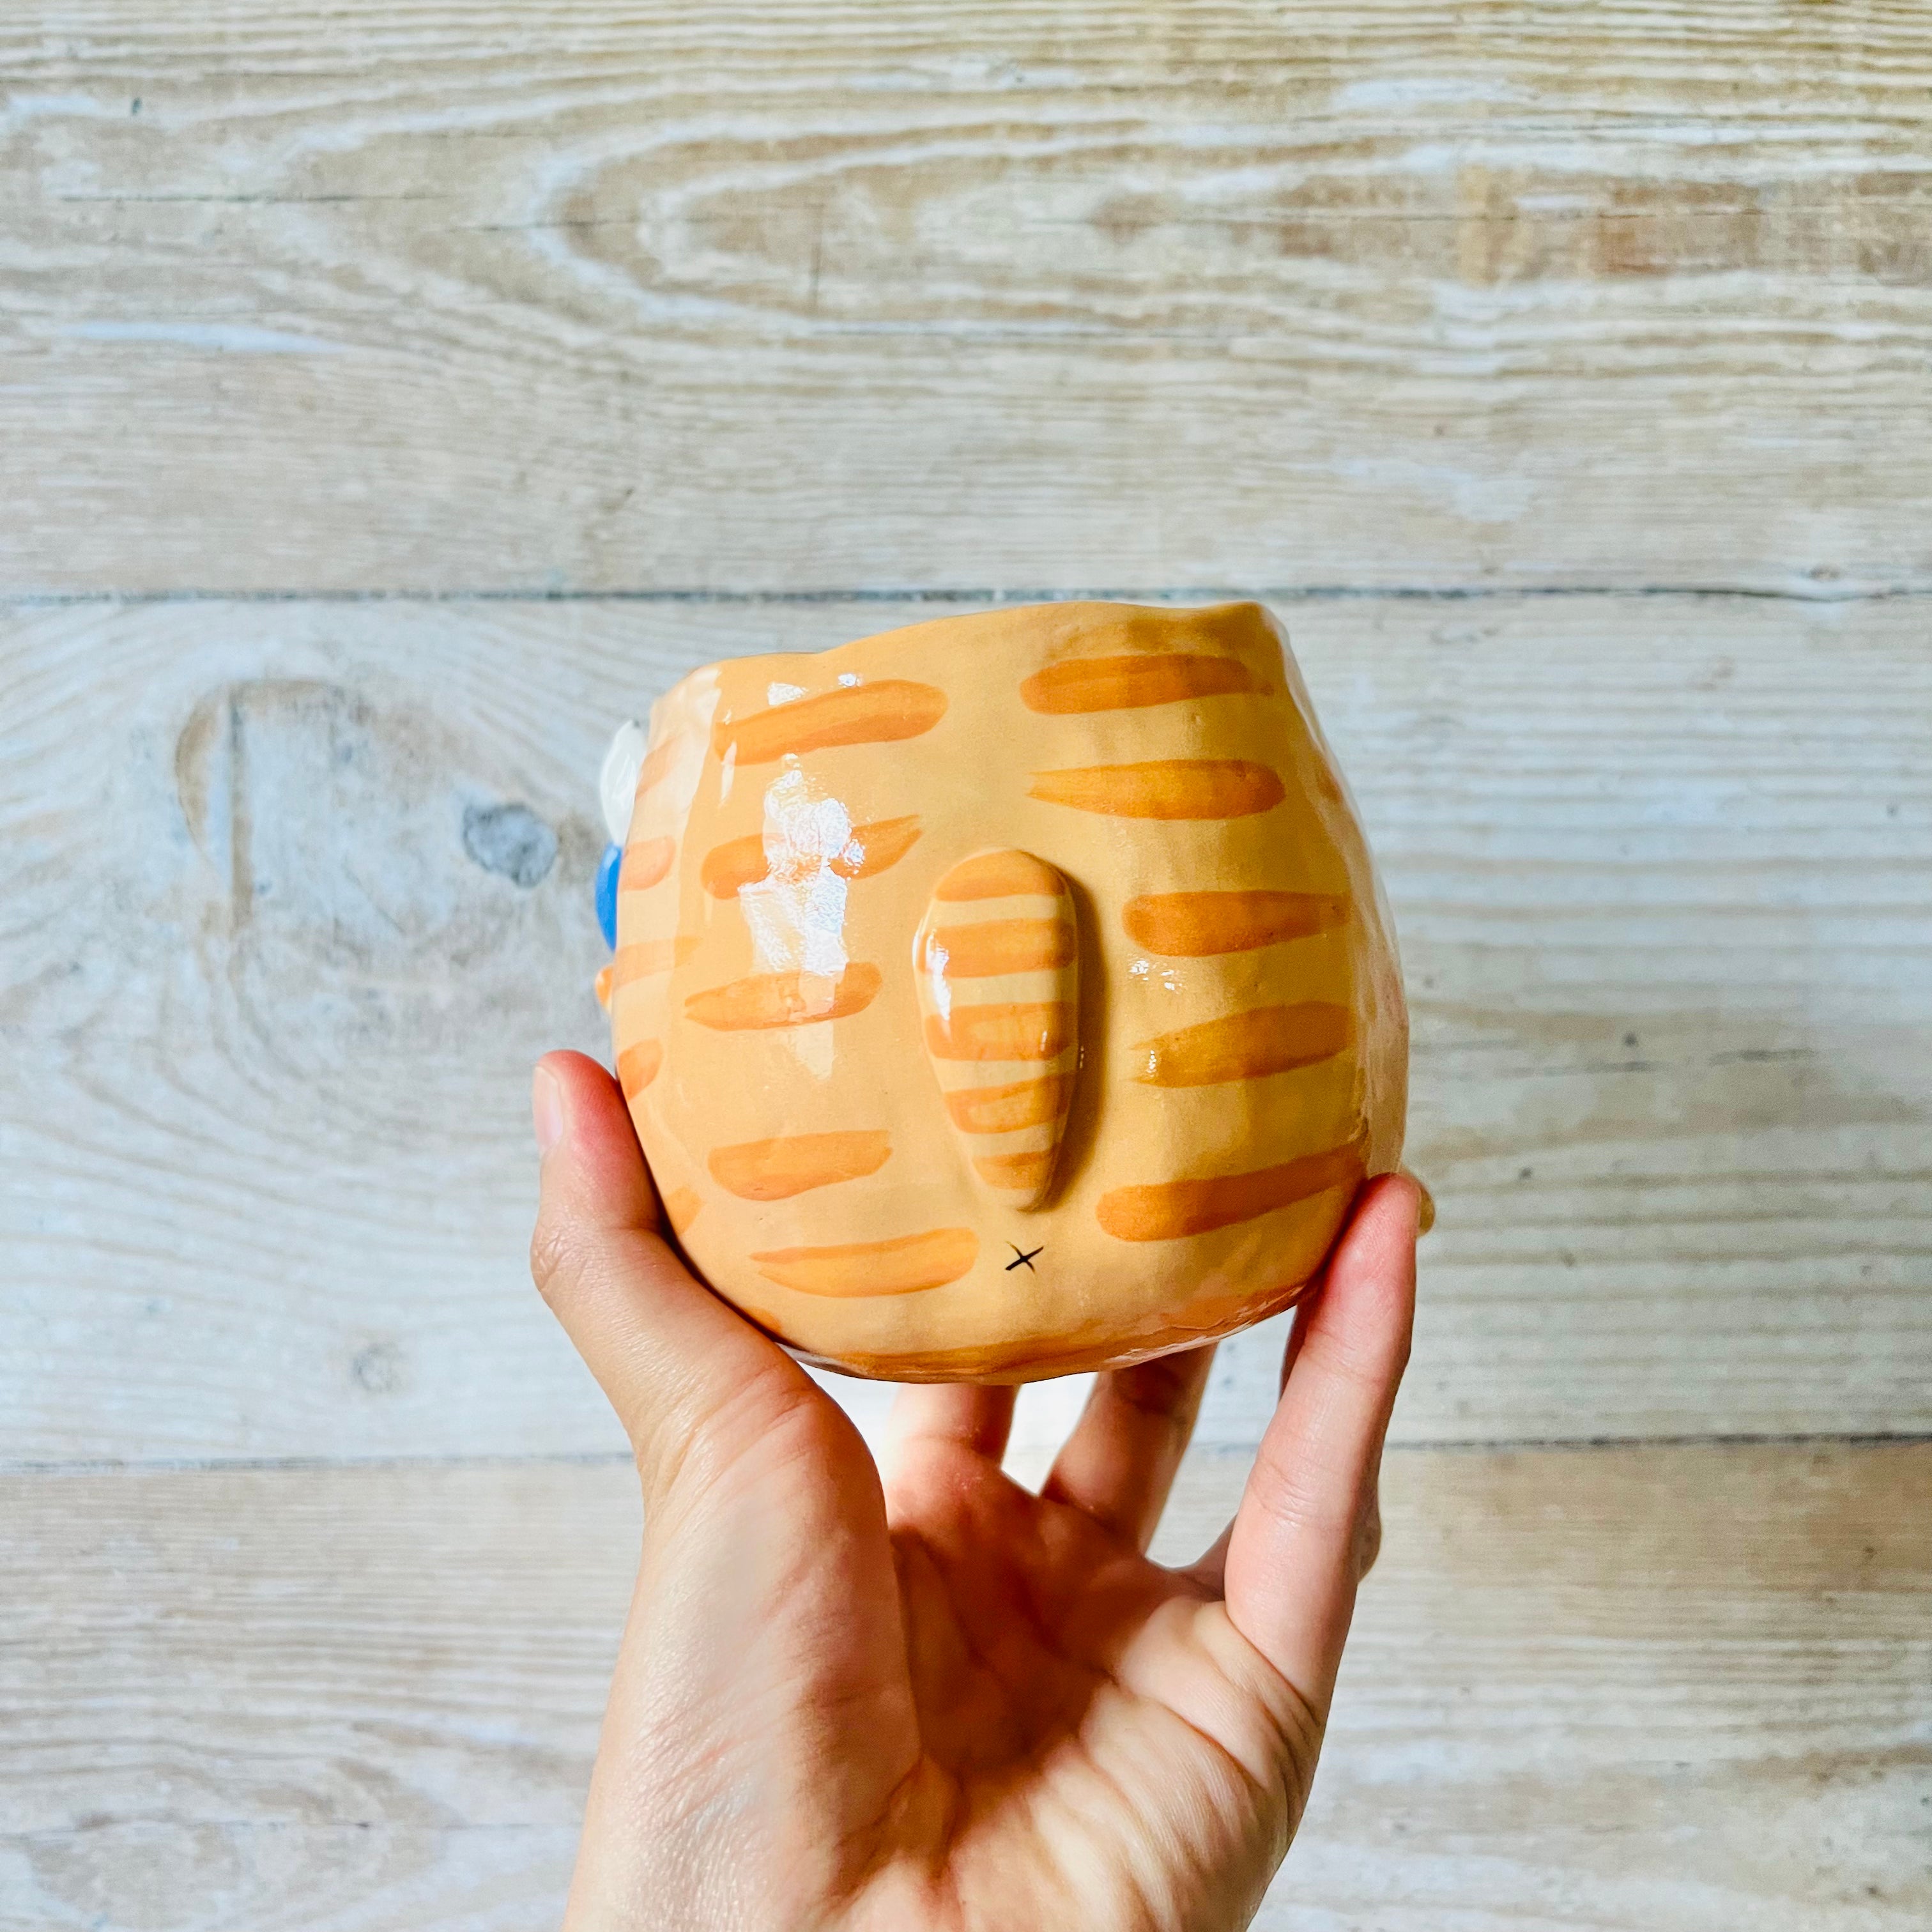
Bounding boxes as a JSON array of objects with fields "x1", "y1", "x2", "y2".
[
  {"x1": 1, "y1": 1445, "x2": 1924, "y2": 1929},
  {"x1": 1, "y1": 592, "x2": 1927, "y2": 1463},
  {"x1": 3, "y1": 1, "x2": 1929, "y2": 594}
]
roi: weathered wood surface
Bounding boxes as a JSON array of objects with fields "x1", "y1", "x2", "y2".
[
  {"x1": 4, "y1": 592, "x2": 1927, "y2": 1464},
  {"x1": 3, "y1": 1, "x2": 1929, "y2": 594},
  {"x1": 3, "y1": 1445, "x2": 1925, "y2": 1930}
]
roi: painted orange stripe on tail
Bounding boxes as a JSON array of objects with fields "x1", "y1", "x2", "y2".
[
  {"x1": 921, "y1": 917, "x2": 1075, "y2": 978},
  {"x1": 1123, "y1": 890, "x2": 1349, "y2": 956},
  {"x1": 924, "y1": 1002, "x2": 1071, "y2": 1062},
  {"x1": 620, "y1": 836, "x2": 676, "y2": 891},
  {"x1": 972, "y1": 1149, "x2": 1058, "y2": 1194},
  {"x1": 942, "y1": 1073, "x2": 1074, "y2": 1135},
  {"x1": 707, "y1": 1130, "x2": 892, "y2": 1201},
  {"x1": 617, "y1": 1040, "x2": 663, "y2": 1099},
  {"x1": 1029, "y1": 760, "x2": 1284, "y2": 820},
  {"x1": 1021, "y1": 652, "x2": 1267, "y2": 714},
  {"x1": 702, "y1": 815, "x2": 922, "y2": 898},
  {"x1": 932, "y1": 848, "x2": 1063, "y2": 901},
  {"x1": 712, "y1": 681, "x2": 947, "y2": 765},
  {"x1": 1096, "y1": 1140, "x2": 1367, "y2": 1243},
  {"x1": 919, "y1": 848, "x2": 1078, "y2": 1211},
  {"x1": 1129, "y1": 1003, "x2": 1354, "y2": 1087},
  {"x1": 686, "y1": 964, "x2": 882, "y2": 1031},
  {"x1": 751, "y1": 1227, "x2": 979, "y2": 1296}
]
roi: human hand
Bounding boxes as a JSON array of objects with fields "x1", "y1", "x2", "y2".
[{"x1": 530, "y1": 1049, "x2": 1419, "y2": 1931}]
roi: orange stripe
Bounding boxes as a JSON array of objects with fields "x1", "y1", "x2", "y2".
[
  {"x1": 923, "y1": 917, "x2": 1075, "y2": 978},
  {"x1": 635, "y1": 738, "x2": 679, "y2": 795},
  {"x1": 972, "y1": 1149, "x2": 1057, "y2": 1193},
  {"x1": 685, "y1": 963, "x2": 882, "y2": 1031},
  {"x1": 1096, "y1": 1140, "x2": 1367, "y2": 1242},
  {"x1": 751, "y1": 1227, "x2": 979, "y2": 1296},
  {"x1": 834, "y1": 814, "x2": 924, "y2": 881},
  {"x1": 1129, "y1": 1003, "x2": 1353, "y2": 1087},
  {"x1": 942, "y1": 1073, "x2": 1073, "y2": 1135},
  {"x1": 612, "y1": 936, "x2": 701, "y2": 986},
  {"x1": 701, "y1": 815, "x2": 924, "y2": 898},
  {"x1": 616, "y1": 1040, "x2": 662, "y2": 1099},
  {"x1": 707, "y1": 1130, "x2": 892, "y2": 1201},
  {"x1": 701, "y1": 832, "x2": 769, "y2": 899},
  {"x1": 933, "y1": 849, "x2": 1062, "y2": 901},
  {"x1": 924, "y1": 1002, "x2": 1071, "y2": 1062},
  {"x1": 712, "y1": 680, "x2": 947, "y2": 765},
  {"x1": 1029, "y1": 760, "x2": 1284, "y2": 820},
  {"x1": 1123, "y1": 889, "x2": 1349, "y2": 956},
  {"x1": 620, "y1": 836, "x2": 676, "y2": 892},
  {"x1": 660, "y1": 1185, "x2": 702, "y2": 1235},
  {"x1": 594, "y1": 965, "x2": 614, "y2": 1011},
  {"x1": 1021, "y1": 652, "x2": 1266, "y2": 714}
]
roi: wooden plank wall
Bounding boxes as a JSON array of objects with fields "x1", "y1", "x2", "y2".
[
  {"x1": 3, "y1": 4, "x2": 1928, "y2": 1928},
  {"x1": 4, "y1": 0, "x2": 1929, "y2": 595},
  {"x1": 5, "y1": 1447, "x2": 1928, "y2": 1929},
  {"x1": 5, "y1": 594, "x2": 1929, "y2": 1462}
]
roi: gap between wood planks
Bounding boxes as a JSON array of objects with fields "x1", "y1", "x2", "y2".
[
  {"x1": 6, "y1": 583, "x2": 1929, "y2": 608},
  {"x1": 10, "y1": 1429, "x2": 1932, "y2": 1478}
]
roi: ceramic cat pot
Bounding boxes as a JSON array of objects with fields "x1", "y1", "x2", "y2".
[{"x1": 599, "y1": 600, "x2": 1407, "y2": 1383}]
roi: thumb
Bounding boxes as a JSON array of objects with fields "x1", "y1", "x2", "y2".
[{"x1": 528, "y1": 1050, "x2": 811, "y2": 1497}]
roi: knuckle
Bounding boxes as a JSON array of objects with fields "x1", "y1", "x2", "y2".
[
  {"x1": 528, "y1": 1209, "x2": 592, "y2": 1311},
  {"x1": 1301, "y1": 1322, "x2": 1400, "y2": 1399},
  {"x1": 648, "y1": 1363, "x2": 845, "y2": 1510},
  {"x1": 1223, "y1": 1639, "x2": 1326, "y2": 1827},
  {"x1": 1248, "y1": 1434, "x2": 1354, "y2": 1544},
  {"x1": 1113, "y1": 1352, "x2": 1207, "y2": 1427}
]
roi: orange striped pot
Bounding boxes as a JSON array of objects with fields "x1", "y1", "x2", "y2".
[{"x1": 608, "y1": 600, "x2": 1408, "y2": 1383}]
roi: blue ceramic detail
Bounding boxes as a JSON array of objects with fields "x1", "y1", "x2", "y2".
[{"x1": 595, "y1": 841, "x2": 622, "y2": 949}]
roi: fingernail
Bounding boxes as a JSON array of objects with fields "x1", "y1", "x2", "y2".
[
  {"x1": 1398, "y1": 1167, "x2": 1435, "y2": 1238},
  {"x1": 532, "y1": 1065, "x2": 565, "y2": 1156}
]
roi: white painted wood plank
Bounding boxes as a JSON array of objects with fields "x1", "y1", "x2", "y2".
[
  {"x1": 3, "y1": 1446, "x2": 1925, "y2": 1928},
  {"x1": 2, "y1": 594, "x2": 1927, "y2": 1462},
  {"x1": 3, "y1": 0, "x2": 1928, "y2": 592}
]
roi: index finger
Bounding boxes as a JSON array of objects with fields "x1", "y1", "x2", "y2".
[
  {"x1": 528, "y1": 1051, "x2": 812, "y2": 1493},
  {"x1": 1220, "y1": 1174, "x2": 1420, "y2": 1715}
]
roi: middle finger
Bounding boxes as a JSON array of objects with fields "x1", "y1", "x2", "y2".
[{"x1": 1038, "y1": 1344, "x2": 1217, "y2": 1552}]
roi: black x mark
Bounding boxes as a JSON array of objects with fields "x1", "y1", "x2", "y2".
[{"x1": 1005, "y1": 1243, "x2": 1045, "y2": 1273}]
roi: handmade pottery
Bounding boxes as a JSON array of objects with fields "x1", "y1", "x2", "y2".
[{"x1": 599, "y1": 600, "x2": 1408, "y2": 1383}]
